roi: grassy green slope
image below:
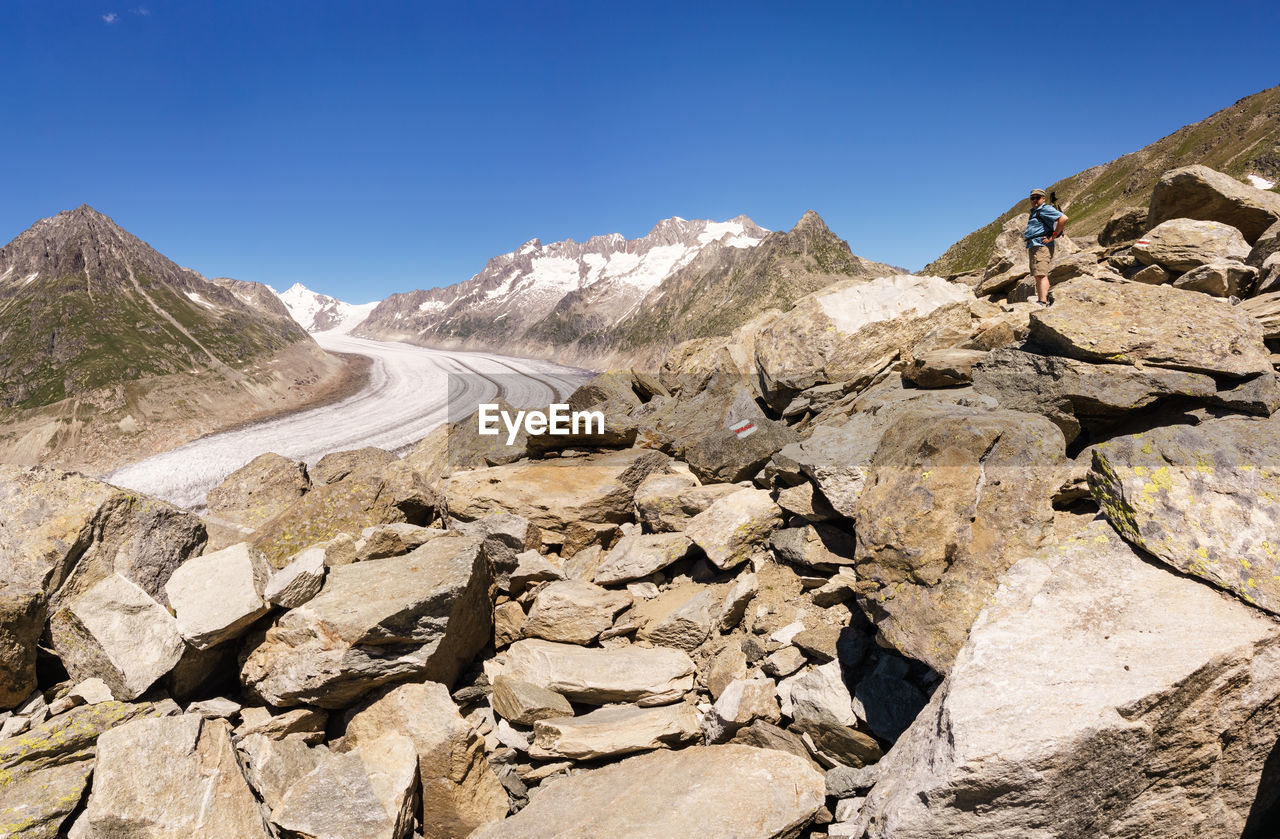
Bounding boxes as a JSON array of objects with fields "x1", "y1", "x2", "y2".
[{"x1": 927, "y1": 85, "x2": 1280, "y2": 276}]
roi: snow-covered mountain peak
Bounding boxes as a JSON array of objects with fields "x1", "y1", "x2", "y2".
[
  {"x1": 354, "y1": 214, "x2": 774, "y2": 348},
  {"x1": 276, "y1": 283, "x2": 378, "y2": 334}
]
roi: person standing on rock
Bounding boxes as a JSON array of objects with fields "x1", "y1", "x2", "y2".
[{"x1": 1026, "y1": 188, "x2": 1067, "y2": 305}]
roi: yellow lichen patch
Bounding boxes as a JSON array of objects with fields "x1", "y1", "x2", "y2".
[
  {"x1": 1142, "y1": 466, "x2": 1174, "y2": 498},
  {"x1": 1132, "y1": 465, "x2": 1149, "y2": 478}
]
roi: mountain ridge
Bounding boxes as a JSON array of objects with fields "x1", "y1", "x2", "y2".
[
  {"x1": 355, "y1": 211, "x2": 902, "y2": 368},
  {"x1": 928, "y1": 84, "x2": 1280, "y2": 277}
]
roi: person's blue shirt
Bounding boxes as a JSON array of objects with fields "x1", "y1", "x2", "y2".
[{"x1": 1025, "y1": 204, "x2": 1063, "y2": 248}]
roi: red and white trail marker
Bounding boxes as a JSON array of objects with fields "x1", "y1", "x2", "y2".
[{"x1": 729, "y1": 419, "x2": 757, "y2": 439}]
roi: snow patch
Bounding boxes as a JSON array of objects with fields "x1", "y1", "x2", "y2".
[
  {"x1": 417, "y1": 299, "x2": 448, "y2": 313},
  {"x1": 185, "y1": 291, "x2": 215, "y2": 308},
  {"x1": 23, "y1": 272, "x2": 38, "y2": 286},
  {"x1": 1248, "y1": 174, "x2": 1277, "y2": 190},
  {"x1": 581, "y1": 253, "x2": 607, "y2": 284},
  {"x1": 528, "y1": 256, "x2": 582, "y2": 292}
]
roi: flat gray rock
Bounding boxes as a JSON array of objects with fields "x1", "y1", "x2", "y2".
[
  {"x1": 240, "y1": 535, "x2": 492, "y2": 708},
  {"x1": 530, "y1": 702, "x2": 699, "y2": 760},
  {"x1": 501, "y1": 639, "x2": 694, "y2": 706},
  {"x1": 469, "y1": 745, "x2": 825, "y2": 839}
]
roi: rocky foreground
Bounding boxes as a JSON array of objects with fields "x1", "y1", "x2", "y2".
[{"x1": 4, "y1": 165, "x2": 1280, "y2": 838}]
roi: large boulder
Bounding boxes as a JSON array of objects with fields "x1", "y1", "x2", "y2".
[
  {"x1": 634, "y1": 378, "x2": 795, "y2": 483},
  {"x1": 83, "y1": 714, "x2": 274, "y2": 838},
  {"x1": 343, "y1": 681, "x2": 507, "y2": 839},
  {"x1": 468, "y1": 745, "x2": 825, "y2": 839},
  {"x1": 520, "y1": 580, "x2": 632, "y2": 645},
  {"x1": 854, "y1": 405, "x2": 1064, "y2": 672},
  {"x1": 657, "y1": 308, "x2": 782, "y2": 398},
  {"x1": 974, "y1": 214, "x2": 1032, "y2": 296},
  {"x1": 972, "y1": 347, "x2": 1220, "y2": 440},
  {"x1": 240, "y1": 534, "x2": 493, "y2": 708},
  {"x1": 48, "y1": 573, "x2": 186, "y2": 700},
  {"x1": 270, "y1": 735, "x2": 418, "y2": 839},
  {"x1": 855, "y1": 522, "x2": 1280, "y2": 838},
  {"x1": 684, "y1": 488, "x2": 784, "y2": 570},
  {"x1": 632, "y1": 473, "x2": 738, "y2": 533},
  {"x1": 902, "y1": 348, "x2": 988, "y2": 388},
  {"x1": 312, "y1": 446, "x2": 399, "y2": 484},
  {"x1": 0, "y1": 591, "x2": 43, "y2": 709},
  {"x1": 447, "y1": 448, "x2": 671, "y2": 556},
  {"x1": 769, "y1": 384, "x2": 994, "y2": 519},
  {"x1": 0, "y1": 466, "x2": 205, "y2": 634},
  {"x1": 204, "y1": 452, "x2": 309, "y2": 539},
  {"x1": 1147, "y1": 164, "x2": 1280, "y2": 243},
  {"x1": 0, "y1": 701, "x2": 160, "y2": 839},
  {"x1": 754, "y1": 274, "x2": 973, "y2": 409},
  {"x1": 524, "y1": 371, "x2": 644, "y2": 453},
  {"x1": 1089, "y1": 414, "x2": 1280, "y2": 615},
  {"x1": 592, "y1": 532, "x2": 694, "y2": 585},
  {"x1": 1173, "y1": 260, "x2": 1258, "y2": 297},
  {"x1": 1031, "y1": 278, "x2": 1272, "y2": 379},
  {"x1": 500, "y1": 639, "x2": 694, "y2": 705},
  {"x1": 1249, "y1": 220, "x2": 1280, "y2": 270},
  {"x1": 251, "y1": 459, "x2": 438, "y2": 568},
  {"x1": 1132, "y1": 218, "x2": 1251, "y2": 272},
  {"x1": 1098, "y1": 205, "x2": 1149, "y2": 246},
  {"x1": 164, "y1": 543, "x2": 272, "y2": 649}
]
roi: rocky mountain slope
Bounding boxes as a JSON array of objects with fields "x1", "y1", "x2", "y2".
[
  {"x1": 275, "y1": 282, "x2": 378, "y2": 333},
  {"x1": 929, "y1": 84, "x2": 1280, "y2": 277},
  {"x1": 0, "y1": 207, "x2": 356, "y2": 473},
  {"x1": 7, "y1": 172, "x2": 1280, "y2": 838},
  {"x1": 355, "y1": 212, "x2": 900, "y2": 368}
]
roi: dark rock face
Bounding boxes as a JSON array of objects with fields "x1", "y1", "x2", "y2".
[{"x1": 1098, "y1": 206, "x2": 1149, "y2": 246}]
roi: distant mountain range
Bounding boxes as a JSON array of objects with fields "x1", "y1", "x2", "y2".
[
  {"x1": 350, "y1": 211, "x2": 901, "y2": 368},
  {"x1": 929, "y1": 84, "x2": 1280, "y2": 276}
]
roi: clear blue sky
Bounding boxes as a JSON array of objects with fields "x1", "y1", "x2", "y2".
[{"x1": 3, "y1": 1, "x2": 1277, "y2": 303}]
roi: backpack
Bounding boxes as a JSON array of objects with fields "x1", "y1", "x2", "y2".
[{"x1": 1029, "y1": 197, "x2": 1064, "y2": 248}]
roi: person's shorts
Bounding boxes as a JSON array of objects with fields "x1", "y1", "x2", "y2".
[{"x1": 1028, "y1": 245, "x2": 1052, "y2": 277}]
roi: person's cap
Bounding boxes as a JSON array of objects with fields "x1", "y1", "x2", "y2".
[{"x1": 1029, "y1": 188, "x2": 1047, "y2": 198}]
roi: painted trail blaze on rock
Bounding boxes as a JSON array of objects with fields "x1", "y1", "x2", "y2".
[{"x1": 1089, "y1": 413, "x2": 1280, "y2": 614}]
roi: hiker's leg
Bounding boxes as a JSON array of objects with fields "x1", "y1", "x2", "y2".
[{"x1": 1030, "y1": 247, "x2": 1051, "y2": 302}]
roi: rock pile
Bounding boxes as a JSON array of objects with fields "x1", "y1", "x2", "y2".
[{"x1": 4, "y1": 167, "x2": 1280, "y2": 838}]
